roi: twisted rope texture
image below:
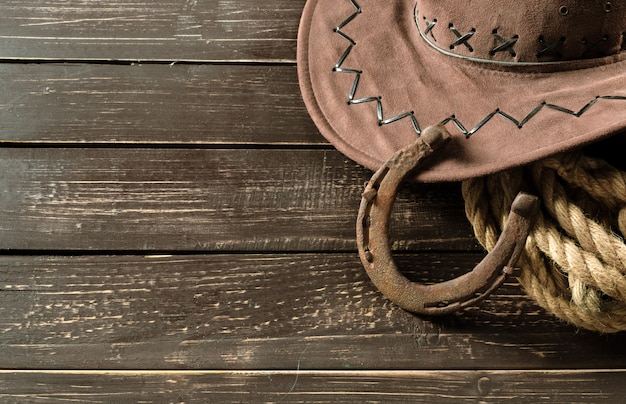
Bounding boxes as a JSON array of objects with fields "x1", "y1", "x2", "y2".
[{"x1": 462, "y1": 150, "x2": 626, "y2": 332}]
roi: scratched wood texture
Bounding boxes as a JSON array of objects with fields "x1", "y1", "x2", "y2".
[
  {"x1": 2, "y1": 370, "x2": 626, "y2": 403},
  {"x1": 1, "y1": 0, "x2": 626, "y2": 402},
  {"x1": 0, "y1": 0, "x2": 302, "y2": 62}
]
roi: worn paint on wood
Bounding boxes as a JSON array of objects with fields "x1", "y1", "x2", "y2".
[
  {"x1": 2, "y1": 254, "x2": 626, "y2": 371},
  {"x1": 1, "y1": 370, "x2": 625, "y2": 403},
  {"x1": 0, "y1": 148, "x2": 475, "y2": 251},
  {"x1": 0, "y1": 64, "x2": 318, "y2": 144},
  {"x1": 0, "y1": 0, "x2": 302, "y2": 62},
  {"x1": 0, "y1": 0, "x2": 624, "y2": 401}
]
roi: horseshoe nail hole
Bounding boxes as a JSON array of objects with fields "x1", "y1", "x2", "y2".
[
  {"x1": 364, "y1": 250, "x2": 373, "y2": 263},
  {"x1": 362, "y1": 216, "x2": 371, "y2": 228}
]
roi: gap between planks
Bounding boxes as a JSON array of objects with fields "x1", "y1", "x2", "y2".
[{"x1": 1, "y1": 369, "x2": 625, "y2": 376}]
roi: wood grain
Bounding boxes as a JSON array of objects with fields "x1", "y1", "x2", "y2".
[
  {"x1": 0, "y1": 0, "x2": 302, "y2": 62},
  {"x1": 2, "y1": 0, "x2": 625, "y2": 399},
  {"x1": 0, "y1": 64, "x2": 319, "y2": 144},
  {"x1": 0, "y1": 148, "x2": 477, "y2": 251},
  {"x1": 2, "y1": 254, "x2": 626, "y2": 370},
  {"x1": 1, "y1": 370, "x2": 625, "y2": 403}
]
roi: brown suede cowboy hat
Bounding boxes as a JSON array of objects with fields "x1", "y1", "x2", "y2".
[{"x1": 297, "y1": 0, "x2": 626, "y2": 182}]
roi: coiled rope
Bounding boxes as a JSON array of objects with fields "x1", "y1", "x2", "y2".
[{"x1": 462, "y1": 149, "x2": 626, "y2": 332}]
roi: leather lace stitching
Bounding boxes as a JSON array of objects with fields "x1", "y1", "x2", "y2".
[{"x1": 331, "y1": 0, "x2": 626, "y2": 139}]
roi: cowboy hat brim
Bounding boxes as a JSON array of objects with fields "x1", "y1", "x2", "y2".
[{"x1": 297, "y1": 0, "x2": 626, "y2": 182}]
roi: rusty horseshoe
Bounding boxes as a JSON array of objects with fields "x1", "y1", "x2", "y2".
[{"x1": 356, "y1": 125, "x2": 539, "y2": 315}]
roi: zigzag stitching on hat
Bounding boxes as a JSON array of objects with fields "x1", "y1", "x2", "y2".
[
  {"x1": 333, "y1": 0, "x2": 422, "y2": 134},
  {"x1": 442, "y1": 96, "x2": 626, "y2": 138},
  {"x1": 333, "y1": 0, "x2": 626, "y2": 139}
]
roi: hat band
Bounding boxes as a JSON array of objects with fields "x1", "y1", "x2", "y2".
[
  {"x1": 332, "y1": 0, "x2": 626, "y2": 139},
  {"x1": 414, "y1": 0, "x2": 626, "y2": 65}
]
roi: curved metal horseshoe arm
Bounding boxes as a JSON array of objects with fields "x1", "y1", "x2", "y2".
[{"x1": 356, "y1": 125, "x2": 539, "y2": 315}]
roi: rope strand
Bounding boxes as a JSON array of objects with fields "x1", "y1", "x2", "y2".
[{"x1": 463, "y1": 149, "x2": 626, "y2": 332}]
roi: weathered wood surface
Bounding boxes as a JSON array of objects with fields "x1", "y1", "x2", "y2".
[
  {"x1": 0, "y1": 64, "x2": 318, "y2": 144},
  {"x1": 2, "y1": 370, "x2": 625, "y2": 403},
  {"x1": 1, "y1": 0, "x2": 625, "y2": 402},
  {"x1": 0, "y1": 148, "x2": 474, "y2": 251},
  {"x1": 1, "y1": 254, "x2": 625, "y2": 371},
  {"x1": 0, "y1": 0, "x2": 302, "y2": 62}
]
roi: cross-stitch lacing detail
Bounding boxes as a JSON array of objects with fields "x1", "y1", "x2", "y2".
[
  {"x1": 331, "y1": 0, "x2": 626, "y2": 139},
  {"x1": 449, "y1": 24, "x2": 476, "y2": 51},
  {"x1": 491, "y1": 30, "x2": 519, "y2": 57},
  {"x1": 423, "y1": 16, "x2": 437, "y2": 41},
  {"x1": 538, "y1": 35, "x2": 566, "y2": 59},
  {"x1": 582, "y1": 35, "x2": 610, "y2": 58},
  {"x1": 418, "y1": 5, "x2": 624, "y2": 62}
]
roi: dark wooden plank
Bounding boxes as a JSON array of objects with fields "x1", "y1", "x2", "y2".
[
  {"x1": 0, "y1": 0, "x2": 301, "y2": 62},
  {"x1": 1, "y1": 370, "x2": 625, "y2": 403},
  {"x1": 0, "y1": 148, "x2": 477, "y2": 251},
  {"x1": 2, "y1": 254, "x2": 626, "y2": 370},
  {"x1": 0, "y1": 64, "x2": 320, "y2": 144}
]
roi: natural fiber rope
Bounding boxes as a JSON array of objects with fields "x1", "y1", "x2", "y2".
[{"x1": 462, "y1": 149, "x2": 626, "y2": 333}]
